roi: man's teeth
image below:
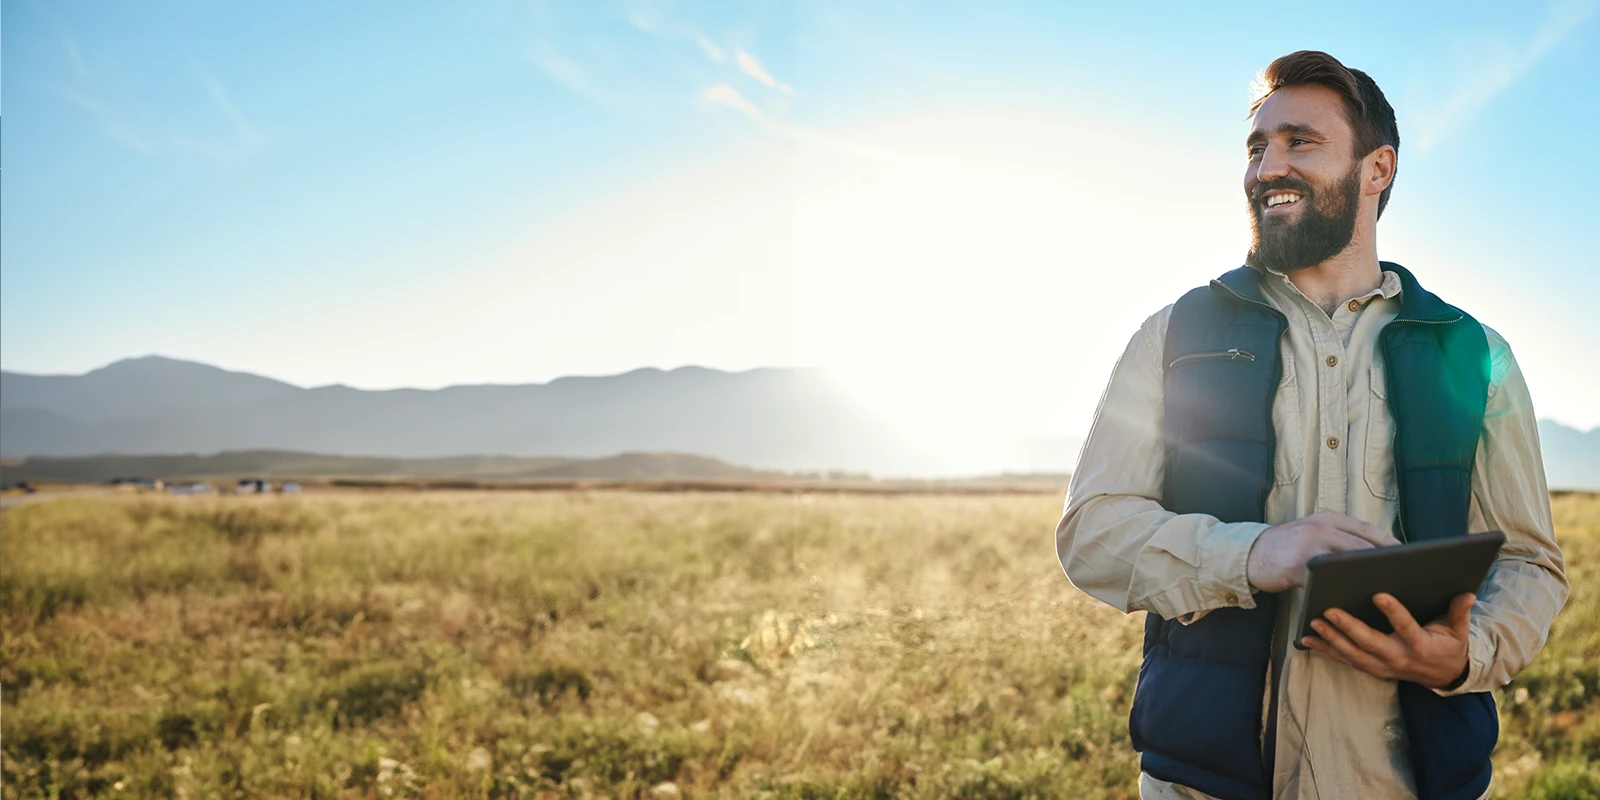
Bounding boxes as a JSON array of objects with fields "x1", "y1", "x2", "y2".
[{"x1": 1265, "y1": 193, "x2": 1302, "y2": 208}]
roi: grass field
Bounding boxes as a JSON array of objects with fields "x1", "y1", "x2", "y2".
[{"x1": 2, "y1": 491, "x2": 1595, "y2": 799}]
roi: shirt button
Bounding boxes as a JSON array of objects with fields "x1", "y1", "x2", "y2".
[
  {"x1": 1347, "y1": 300, "x2": 1361, "y2": 312},
  {"x1": 1327, "y1": 436, "x2": 1340, "y2": 449},
  {"x1": 1326, "y1": 355, "x2": 1339, "y2": 367},
  {"x1": 1226, "y1": 594, "x2": 1239, "y2": 605}
]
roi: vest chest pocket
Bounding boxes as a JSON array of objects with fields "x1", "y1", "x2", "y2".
[
  {"x1": 1272, "y1": 351, "x2": 1304, "y2": 485},
  {"x1": 1365, "y1": 363, "x2": 1400, "y2": 500}
]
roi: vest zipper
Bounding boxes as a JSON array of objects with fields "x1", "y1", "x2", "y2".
[
  {"x1": 1379, "y1": 314, "x2": 1461, "y2": 545},
  {"x1": 1391, "y1": 423, "x2": 1404, "y2": 543},
  {"x1": 1166, "y1": 347, "x2": 1257, "y2": 370}
]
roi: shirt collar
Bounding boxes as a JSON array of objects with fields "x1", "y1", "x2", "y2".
[{"x1": 1252, "y1": 262, "x2": 1403, "y2": 307}]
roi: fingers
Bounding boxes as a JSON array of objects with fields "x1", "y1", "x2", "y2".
[
  {"x1": 1322, "y1": 513, "x2": 1401, "y2": 547},
  {"x1": 1300, "y1": 634, "x2": 1348, "y2": 664},
  {"x1": 1373, "y1": 593, "x2": 1424, "y2": 644},
  {"x1": 1309, "y1": 596, "x2": 1476, "y2": 685},
  {"x1": 1323, "y1": 607, "x2": 1404, "y2": 664},
  {"x1": 1307, "y1": 616, "x2": 1392, "y2": 677},
  {"x1": 1319, "y1": 529, "x2": 1383, "y2": 554}
]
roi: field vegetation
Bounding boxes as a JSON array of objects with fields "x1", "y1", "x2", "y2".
[{"x1": 2, "y1": 491, "x2": 1596, "y2": 798}]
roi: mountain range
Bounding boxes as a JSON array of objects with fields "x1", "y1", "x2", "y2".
[
  {"x1": 0, "y1": 356, "x2": 942, "y2": 476},
  {"x1": 1, "y1": 356, "x2": 1595, "y2": 488}
]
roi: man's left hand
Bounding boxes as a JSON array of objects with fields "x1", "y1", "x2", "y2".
[{"x1": 1302, "y1": 592, "x2": 1474, "y2": 689}]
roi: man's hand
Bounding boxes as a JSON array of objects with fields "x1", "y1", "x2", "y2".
[
  {"x1": 1302, "y1": 592, "x2": 1474, "y2": 689},
  {"x1": 1245, "y1": 511, "x2": 1400, "y2": 593}
]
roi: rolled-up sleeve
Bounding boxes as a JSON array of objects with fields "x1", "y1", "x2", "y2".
[
  {"x1": 1055, "y1": 307, "x2": 1271, "y2": 624},
  {"x1": 1433, "y1": 326, "x2": 1569, "y2": 697}
]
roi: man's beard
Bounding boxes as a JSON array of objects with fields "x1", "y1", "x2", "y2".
[{"x1": 1246, "y1": 163, "x2": 1362, "y2": 273}]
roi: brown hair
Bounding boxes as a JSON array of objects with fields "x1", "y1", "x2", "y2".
[{"x1": 1250, "y1": 50, "x2": 1400, "y2": 218}]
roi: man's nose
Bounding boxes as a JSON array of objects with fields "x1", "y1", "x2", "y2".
[{"x1": 1255, "y1": 142, "x2": 1291, "y2": 183}]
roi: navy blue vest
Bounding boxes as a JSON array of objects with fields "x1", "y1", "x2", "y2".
[{"x1": 1130, "y1": 263, "x2": 1495, "y2": 800}]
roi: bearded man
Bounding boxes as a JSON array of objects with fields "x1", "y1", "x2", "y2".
[{"x1": 1054, "y1": 51, "x2": 1567, "y2": 800}]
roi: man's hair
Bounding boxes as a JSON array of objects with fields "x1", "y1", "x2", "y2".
[{"x1": 1249, "y1": 50, "x2": 1400, "y2": 219}]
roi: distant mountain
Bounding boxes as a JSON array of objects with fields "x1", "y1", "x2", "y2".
[
  {"x1": 1, "y1": 356, "x2": 301, "y2": 422},
  {"x1": 1539, "y1": 420, "x2": 1600, "y2": 492},
  {"x1": 0, "y1": 449, "x2": 781, "y2": 484},
  {"x1": 1, "y1": 356, "x2": 928, "y2": 475}
]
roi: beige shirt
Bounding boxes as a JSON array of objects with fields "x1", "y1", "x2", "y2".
[{"x1": 1055, "y1": 266, "x2": 1569, "y2": 800}]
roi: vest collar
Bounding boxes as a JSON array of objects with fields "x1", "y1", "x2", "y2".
[
  {"x1": 1380, "y1": 261, "x2": 1464, "y2": 324},
  {"x1": 1213, "y1": 265, "x2": 1272, "y2": 307},
  {"x1": 1213, "y1": 262, "x2": 1462, "y2": 324}
]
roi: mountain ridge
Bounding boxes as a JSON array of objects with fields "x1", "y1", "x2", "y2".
[{"x1": 0, "y1": 355, "x2": 938, "y2": 475}]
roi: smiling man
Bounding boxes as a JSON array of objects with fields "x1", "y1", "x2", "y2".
[{"x1": 1054, "y1": 51, "x2": 1568, "y2": 800}]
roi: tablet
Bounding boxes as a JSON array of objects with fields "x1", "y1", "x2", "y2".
[{"x1": 1290, "y1": 530, "x2": 1505, "y2": 650}]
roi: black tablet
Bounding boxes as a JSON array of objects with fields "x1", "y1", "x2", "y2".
[{"x1": 1291, "y1": 530, "x2": 1505, "y2": 650}]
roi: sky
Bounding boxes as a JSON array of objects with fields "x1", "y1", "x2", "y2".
[{"x1": 4, "y1": 0, "x2": 1599, "y2": 446}]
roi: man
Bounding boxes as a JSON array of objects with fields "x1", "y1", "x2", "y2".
[{"x1": 1054, "y1": 51, "x2": 1567, "y2": 800}]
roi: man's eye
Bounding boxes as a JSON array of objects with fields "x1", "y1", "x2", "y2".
[
  {"x1": 1291, "y1": 138, "x2": 1310, "y2": 146},
  {"x1": 1248, "y1": 146, "x2": 1265, "y2": 157}
]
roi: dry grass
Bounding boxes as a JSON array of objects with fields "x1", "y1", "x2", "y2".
[{"x1": 1, "y1": 491, "x2": 1595, "y2": 799}]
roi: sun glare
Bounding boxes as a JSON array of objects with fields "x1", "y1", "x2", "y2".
[
  {"x1": 451, "y1": 109, "x2": 1250, "y2": 473},
  {"x1": 785, "y1": 111, "x2": 1244, "y2": 442}
]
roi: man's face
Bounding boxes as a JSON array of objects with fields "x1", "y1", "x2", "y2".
[{"x1": 1244, "y1": 84, "x2": 1364, "y2": 273}]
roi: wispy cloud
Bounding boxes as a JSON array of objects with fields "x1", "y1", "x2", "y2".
[
  {"x1": 627, "y1": 12, "x2": 725, "y2": 62},
  {"x1": 687, "y1": 31, "x2": 726, "y2": 63},
  {"x1": 51, "y1": 46, "x2": 274, "y2": 162},
  {"x1": 50, "y1": 35, "x2": 155, "y2": 154},
  {"x1": 1417, "y1": 0, "x2": 1600, "y2": 151},
  {"x1": 53, "y1": 85, "x2": 156, "y2": 153},
  {"x1": 625, "y1": 12, "x2": 657, "y2": 33},
  {"x1": 170, "y1": 67, "x2": 275, "y2": 162},
  {"x1": 736, "y1": 51, "x2": 793, "y2": 95},
  {"x1": 701, "y1": 83, "x2": 890, "y2": 161},
  {"x1": 200, "y1": 69, "x2": 269, "y2": 149},
  {"x1": 63, "y1": 36, "x2": 92, "y2": 82},
  {"x1": 703, "y1": 83, "x2": 764, "y2": 118},
  {"x1": 535, "y1": 50, "x2": 592, "y2": 94},
  {"x1": 528, "y1": 41, "x2": 630, "y2": 109}
]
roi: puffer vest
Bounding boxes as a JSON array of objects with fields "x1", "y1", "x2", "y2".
[{"x1": 1128, "y1": 262, "x2": 1495, "y2": 800}]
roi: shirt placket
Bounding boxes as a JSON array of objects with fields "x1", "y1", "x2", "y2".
[{"x1": 1307, "y1": 305, "x2": 1348, "y2": 514}]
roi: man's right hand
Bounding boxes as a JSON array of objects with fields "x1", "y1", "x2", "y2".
[{"x1": 1245, "y1": 511, "x2": 1401, "y2": 593}]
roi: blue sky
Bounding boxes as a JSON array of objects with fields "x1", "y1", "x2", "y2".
[{"x1": 4, "y1": 0, "x2": 1598, "y2": 441}]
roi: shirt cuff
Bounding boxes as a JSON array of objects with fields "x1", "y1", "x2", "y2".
[
  {"x1": 1179, "y1": 521, "x2": 1271, "y2": 624},
  {"x1": 1430, "y1": 620, "x2": 1493, "y2": 697}
]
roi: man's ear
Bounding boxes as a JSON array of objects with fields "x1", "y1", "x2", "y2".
[{"x1": 1366, "y1": 145, "x2": 1397, "y2": 198}]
